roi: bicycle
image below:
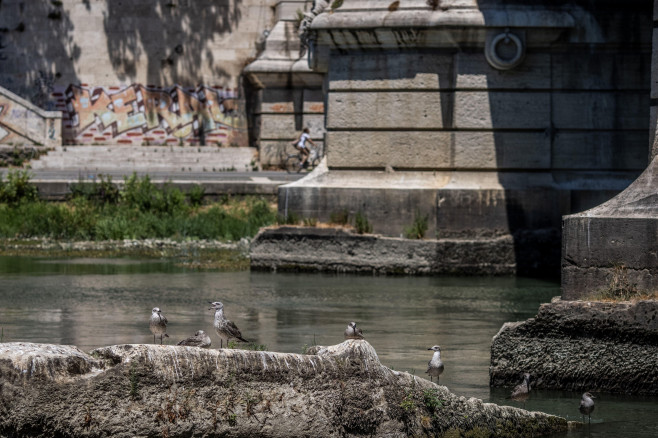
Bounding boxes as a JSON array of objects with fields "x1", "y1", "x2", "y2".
[{"x1": 285, "y1": 146, "x2": 322, "y2": 173}]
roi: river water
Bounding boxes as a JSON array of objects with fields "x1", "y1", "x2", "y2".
[{"x1": 1, "y1": 255, "x2": 657, "y2": 437}]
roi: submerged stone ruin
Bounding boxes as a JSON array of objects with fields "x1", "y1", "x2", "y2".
[
  {"x1": 490, "y1": 299, "x2": 658, "y2": 395},
  {"x1": 0, "y1": 340, "x2": 568, "y2": 437}
]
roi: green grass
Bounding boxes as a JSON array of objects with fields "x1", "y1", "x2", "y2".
[{"x1": 0, "y1": 171, "x2": 277, "y2": 242}]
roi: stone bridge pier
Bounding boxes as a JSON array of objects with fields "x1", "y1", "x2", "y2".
[
  {"x1": 561, "y1": 0, "x2": 658, "y2": 299},
  {"x1": 278, "y1": 0, "x2": 651, "y2": 277}
]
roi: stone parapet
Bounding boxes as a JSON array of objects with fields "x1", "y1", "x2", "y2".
[{"x1": 0, "y1": 86, "x2": 62, "y2": 147}]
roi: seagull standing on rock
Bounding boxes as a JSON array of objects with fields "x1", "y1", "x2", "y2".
[
  {"x1": 149, "y1": 307, "x2": 169, "y2": 345},
  {"x1": 426, "y1": 345, "x2": 444, "y2": 383},
  {"x1": 177, "y1": 330, "x2": 211, "y2": 348},
  {"x1": 344, "y1": 321, "x2": 364, "y2": 340},
  {"x1": 209, "y1": 301, "x2": 248, "y2": 348}
]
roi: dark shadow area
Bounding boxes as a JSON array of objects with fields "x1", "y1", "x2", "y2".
[
  {"x1": 482, "y1": 0, "x2": 652, "y2": 277},
  {"x1": 0, "y1": 0, "x2": 80, "y2": 109},
  {"x1": 103, "y1": 0, "x2": 242, "y2": 86}
]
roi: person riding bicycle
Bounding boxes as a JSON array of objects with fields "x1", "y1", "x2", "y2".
[{"x1": 292, "y1": 127, "x2": 316, "y2": 168}]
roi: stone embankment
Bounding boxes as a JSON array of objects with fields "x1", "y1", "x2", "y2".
[
  {"x1": 490, "y1": 299, "x2": 658, "y2": 394},
  {"x1": 249, "y1": 226, "x2": 523, "y2": 275},
  {"x1": 0, "y1": 341, "x2": 568, "y2": 437}
]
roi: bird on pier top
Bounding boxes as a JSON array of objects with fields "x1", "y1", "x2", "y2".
[{"x1": 209, "y1": 301, "x2": 248, "y2": 348}]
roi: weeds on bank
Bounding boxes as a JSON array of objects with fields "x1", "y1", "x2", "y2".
[
  {"x1": 354, "y1": 211, "x2": 372, "y2": 234},
  {"x1": 404, "y1": 210, "x2": 428, "y2": 239},
  {"x1": 589, "y1": 264, "x2": 653, "y2": 302},
  {"x1": 0, "y1": 171, "x2": 277, "y2": 241}
]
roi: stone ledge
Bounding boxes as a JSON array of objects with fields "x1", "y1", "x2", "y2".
[{"x1": 249, "y1": 226, "x2": 520, "y2": 275}]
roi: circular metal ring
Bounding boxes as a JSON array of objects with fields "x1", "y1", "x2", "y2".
[{"x1": 485, "y1": 32, "x2": 525, "y2": 70}]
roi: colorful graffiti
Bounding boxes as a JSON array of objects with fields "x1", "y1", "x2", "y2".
[{"x1": 55, "y1": 84, "x2": 248, "y2": 146}]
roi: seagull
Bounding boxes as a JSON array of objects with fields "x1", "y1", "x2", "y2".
[
  {"x1": 426, "y1": 345, "x2": 444, "y2": 383},
  {"x1": 579, "y1": 392, "x2": 595, "y2": 424},
  {"x1": 149, "y1": 307, "x2": 169, "y2": 344},
  {"x1": 209, "y1": 301, "x2": 248, "y2": 348},
  {"x1": 177, "y1": 330, "x2": 211, "y2": 348},
  {"x1": 344, "y1": 321, "x2": 364, "y2": 340},
  {"x1": 509, "y1": 373, "x2": 532, "y2": 406}
]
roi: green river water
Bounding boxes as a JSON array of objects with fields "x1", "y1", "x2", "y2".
[{"x1": 0, "y1": 255, "x2": 656, "y2": 437}]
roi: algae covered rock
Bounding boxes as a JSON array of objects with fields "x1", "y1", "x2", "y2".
[
  {"x1": 1, "y1": 340, "x2": 567, "y2": 437},
  {"x1": 490, "y1": 299, "x2": 658, "y2": 394}
]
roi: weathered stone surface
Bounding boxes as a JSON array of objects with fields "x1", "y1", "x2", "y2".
[
  {"x1": 0, "y1": 341, "x2": 567, "y2": 437},
  {"x1": 328, "y1": 131, "x2": 550, "y2": 170},
  {"x1": 327, "y1": 91, "x2": 550, "y2": 130},
  {"x1": 490, "y1": 299, "x2": 658, "y2": 395},
  {"x1": 0, "y1": 87, "x2": 62, "y2": 147},
  {"x1": 561, "y1": 156, "x2": 658, "y2": 300},
  {"x1": 249, "y1": 226, "x2": 562, "y2": 276}
]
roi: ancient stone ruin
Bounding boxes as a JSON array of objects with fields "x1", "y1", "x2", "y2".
[{"x1": 0, "y1": 340, "x2": 568, "y2": 437}]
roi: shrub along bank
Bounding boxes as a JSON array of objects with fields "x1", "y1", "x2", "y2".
[{"x1": 0, "y1": 170, "x2": 277, "y2": 242}]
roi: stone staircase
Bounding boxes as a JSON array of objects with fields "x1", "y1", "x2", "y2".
[{"x1": 30, "y1": 145, "x2": 258, "y2": 173}]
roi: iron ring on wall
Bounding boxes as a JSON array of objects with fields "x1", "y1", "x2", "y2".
[{"x1": 485, "y1": 31, "x2": 525, "y2": 70}]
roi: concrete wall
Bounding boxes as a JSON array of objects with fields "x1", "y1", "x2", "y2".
[
  {"x1": 60, "y1": 84, "x2": 246, "y2": 146},
  {"x1": 0, "y1": 0, "x2": 275, "y2": 145}
]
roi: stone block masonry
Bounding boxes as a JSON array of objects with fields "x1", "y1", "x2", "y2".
[
  {"x1": 277, "y1": 0, "x2": 652, "y2": 274},
  {"x1": 560, "y1": 0, "x2": 658, "y2": 299}
]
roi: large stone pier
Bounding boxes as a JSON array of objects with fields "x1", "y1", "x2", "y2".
[{"x1": 278, "y1": 0, "x2": 650, "y2": 276}]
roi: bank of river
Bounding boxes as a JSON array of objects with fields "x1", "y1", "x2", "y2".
[{"x1": 0, "y1": 237, "x2": 250, "y2": 270}]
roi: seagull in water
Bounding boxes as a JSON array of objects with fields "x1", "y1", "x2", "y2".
[
  {"x1": 509, "y1": 373, "x2": 532, "y2": 406},
  {"x1": 209, "y1": 301, "x2": 248, "y2": 348},
  {"x1": 579, "y1": 392, "x2": 595, "y2": 424},
  {"x1": 177, "y1": 330, "x2": 211, "y2": 348},
  {"x1": 149, "y1": 307, "x2": 169, "y2": 345},
  {"x1": 426, "y1": 345, "x2": 444, "y2": 383},
  {"x1": 344, "y1": 321, "x2": 364, "y2": 340}
]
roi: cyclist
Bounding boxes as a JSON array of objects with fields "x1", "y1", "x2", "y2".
[{"x1": 292, "y1": 127, "x2": 317, "y2": 168}]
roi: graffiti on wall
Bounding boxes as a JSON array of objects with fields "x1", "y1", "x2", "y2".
[{"x1": 55, "y1": 84, "x2": 248, "y2": 146}]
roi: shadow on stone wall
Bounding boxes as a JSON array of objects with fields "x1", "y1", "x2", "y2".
[
  {"x1": 483, "y1": 1, "x2": 652, "y2": 277},
  {"x1": 0, "y1": 1, "x2": 81, "y2": 109},
  {"x1": 103, "y1": 0, "x2": 242, "y2": 86}
]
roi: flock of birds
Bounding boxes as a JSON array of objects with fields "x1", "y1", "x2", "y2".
[{"x1": 149, "y1": 304, "x2": 595, "y2": 424}]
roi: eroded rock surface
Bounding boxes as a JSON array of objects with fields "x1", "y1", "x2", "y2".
[
  {"x1": 1, "y1": 340, "x2": 567, "y2": 437},
  {"x1": 490, "y1": 299, "x2": 658, "y2": 394}
]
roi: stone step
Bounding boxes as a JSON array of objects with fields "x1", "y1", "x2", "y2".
[{"x1": 30, "y1": 145, "x2": 257, "y2": 172}]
